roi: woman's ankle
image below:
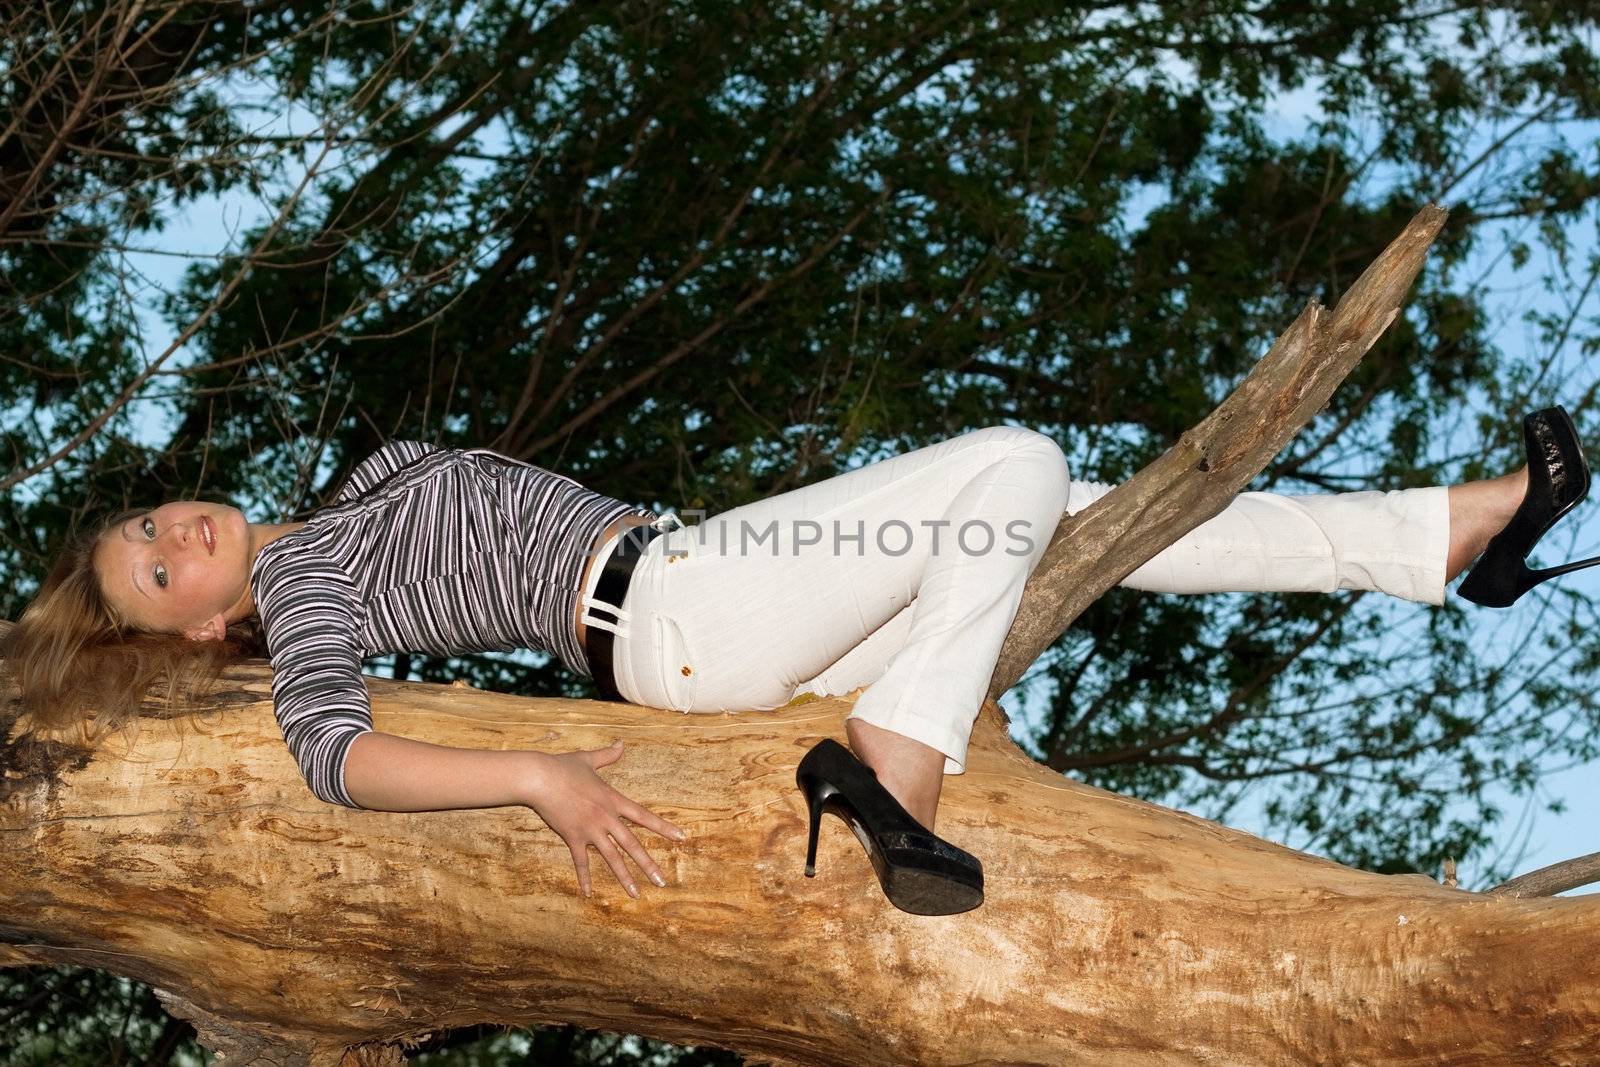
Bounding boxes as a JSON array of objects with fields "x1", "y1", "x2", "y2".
[
  {"x1": 844, "y1": 718, "x2": 946, "y2": 831},
  {"x1": 1445, "y1": 466, "x2": 1528, "y2": 581}
]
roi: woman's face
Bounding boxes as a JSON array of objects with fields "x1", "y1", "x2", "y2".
[{"x1": 94, "y1": 501, "x2": 254, "y2": 639}]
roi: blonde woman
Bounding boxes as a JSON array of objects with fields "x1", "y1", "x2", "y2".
[{"x1": 4, "y1": 410, "x2": 1591, "y2": 916}]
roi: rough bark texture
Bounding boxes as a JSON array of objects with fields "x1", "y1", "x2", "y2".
[
  {"x1": 3, "y1": 672, "x2": 1598, "y2": 1065},
  {"x1": 8, "y1": 205, "x2": 1596, "y2": 1065}
]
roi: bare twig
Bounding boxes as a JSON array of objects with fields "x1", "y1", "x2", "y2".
[{"x1": 1489, "y1": 852, "x2": 1600, "y2": 898}]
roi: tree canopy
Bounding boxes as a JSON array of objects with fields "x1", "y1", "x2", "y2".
[{"x1": 7, "y1": 0, "x2": 1600, "y2": 1061}]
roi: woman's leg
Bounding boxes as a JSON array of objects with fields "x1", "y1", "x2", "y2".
[
  {"x1": 793, "y1": 466, "x2": 1532, "y2": 828},
  {"x1": 797, "y1": 466, "x2": 1535, "y2": 702}
]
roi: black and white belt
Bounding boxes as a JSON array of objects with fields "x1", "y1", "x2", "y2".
[{"x1": 582, "y1": 514, "x2": 682, "y2": 701}]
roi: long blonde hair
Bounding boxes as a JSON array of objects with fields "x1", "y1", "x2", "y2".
[{"x1": 1, "y1": 505, "x2": 266, "y2": 783}]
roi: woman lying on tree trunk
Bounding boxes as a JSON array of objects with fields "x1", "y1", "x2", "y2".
[{"x1": 4, "y1": 409, "x2": 1593, "y2": 916}]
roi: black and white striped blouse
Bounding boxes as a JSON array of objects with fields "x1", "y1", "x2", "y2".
[{"x1": 249, "y1": 440, "x2": 657, "y2": 808}]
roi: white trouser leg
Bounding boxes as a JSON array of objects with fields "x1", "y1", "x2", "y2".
[
  {"x1": 614, "y1": 426, "x2": 1068, "y2": 774},
  {"x1": 792, "y1": 479, "x2": 1451, "y2": 767},
  {"x1": 1068, "y1": 479, "x2": 1451, "y2": 602}
]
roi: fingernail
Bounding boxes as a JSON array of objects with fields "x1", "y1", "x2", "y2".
[
  {"x1": 652, "y1": 873, "x2": 666, "y2": 887},
  {"x1": 629, "y1": 885, "x2": 639, "y2": 898},
  {"x1": 676, "y1": 830, "x2": 687, "y2": 840}
]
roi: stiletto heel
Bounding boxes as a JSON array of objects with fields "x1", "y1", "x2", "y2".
[
  {"x1": 1459, "y1": 406, "x2": 1600, "y2": 607},
  {"x1": 804, "y1": 776, "x2": 834, "y2": 876},
  {"x1": 796, "y1": 737, "x2": 983, "y2": 916}
]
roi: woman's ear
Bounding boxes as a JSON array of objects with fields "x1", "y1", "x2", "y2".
[{"x1": 184, "y1": 613, "x2": 229, "y2": 643}]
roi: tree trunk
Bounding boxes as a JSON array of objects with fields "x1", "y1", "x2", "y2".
[
  {"x1": 2, "y1": 675, "x2": 1596, "y2": 1065},
  {"x1": 9, "y1": 205, "x2": 1594, "y2": 1065}
]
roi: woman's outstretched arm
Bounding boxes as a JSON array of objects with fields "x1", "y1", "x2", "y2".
[
  {"x1": 343, "y1": 731, "x2": 686, "y2": 899},
  {"x1": 255, "y1": 545, "x2": 684, "y2": 896},
  {"x1": 342, "y1": 730, "x2": 540, "y2": 811}
]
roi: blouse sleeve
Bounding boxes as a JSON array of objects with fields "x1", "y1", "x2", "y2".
[
  {"x1": 335, "y1": 439, "x2": 442, "y2": 504},
  {"x1": 255, "y1": 550, "x2": 374, "y2": 808}
]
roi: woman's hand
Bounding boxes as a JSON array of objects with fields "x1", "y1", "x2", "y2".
[{"x1": 522, "y1": 740, "x2": 688, "y2": 898}]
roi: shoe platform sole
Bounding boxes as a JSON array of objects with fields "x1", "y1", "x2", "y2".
[{"x1": 883, "y1": 865, "x2": 984, "y2": 915}]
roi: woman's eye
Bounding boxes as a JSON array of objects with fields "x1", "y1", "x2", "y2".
[{"x1": 142, "y1": 517, "x2": 164, "y2": 588}]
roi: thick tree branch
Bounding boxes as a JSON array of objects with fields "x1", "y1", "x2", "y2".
[{"x1": 3, "y1": 654, "x2": 1598, "y2": 1065}]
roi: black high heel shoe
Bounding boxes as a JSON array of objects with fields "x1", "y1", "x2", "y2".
[
  {"x1": 796, "y1": 737, "x2": 983, "y2": 916},
  {"x1": 1459, "y1": 406, "x2": 1600, "y2": 607}
]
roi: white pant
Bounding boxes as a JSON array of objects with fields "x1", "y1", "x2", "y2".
[{"x1": 588, "y1": 426, "x2": 1451, "y2": 775}]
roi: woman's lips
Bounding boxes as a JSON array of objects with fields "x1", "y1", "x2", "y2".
[{"x1": 202, "y1": 516, "x2": 215, "y2": 555}]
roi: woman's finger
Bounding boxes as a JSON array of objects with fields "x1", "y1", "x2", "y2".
[
  {"x1": 584, "y1": 739, "x2": 624, "y2": 769},
  {"x1": 568, "y1": 842, "x2": 593, "y2": 899},
  {"x1": 619, "y1": 797, "x2": 687, "y2": 842},
  {"x1": 610, "y1": 823, "x2": 668, "y2": 888},
  {"x1": 600, "y1": 834, "x2": 640, "y2": 899}
]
